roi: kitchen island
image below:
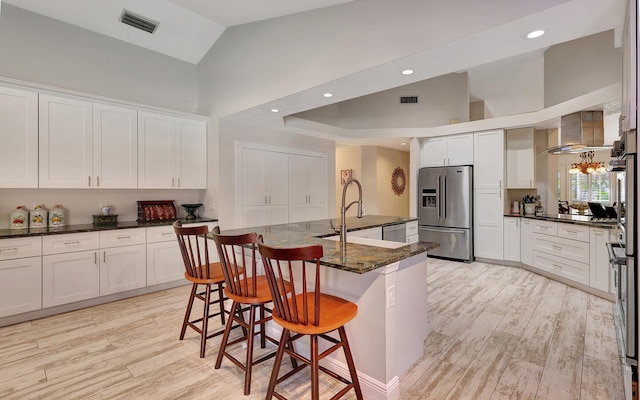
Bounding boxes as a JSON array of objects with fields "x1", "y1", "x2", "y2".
[{"x1": 219, "y1": 215, "x2": 439, "y2": 400}]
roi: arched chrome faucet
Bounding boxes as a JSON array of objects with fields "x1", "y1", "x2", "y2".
[{"x1": 340, "y1": 178, "x2": 364, "y2": 246}]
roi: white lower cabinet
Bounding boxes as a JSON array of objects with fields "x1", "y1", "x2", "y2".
[
  {"x1": 0, "y1": 256, "x2": 41, "y2": 318},
  {"x1": 503, "y1": 217, "x2": 521, "y2": 262},
  {"x1": 474, "y1": 189, "x2": 504, "y2": 260},
  {"x1": 590, "y1": 227, "x2": 614, "y2": 293},
  {"x1": 146, "y1": 222, "x2": 218, "y2": 286},
  {"x1": 520, "y1": 219, "x2": 533, "y2": 266},
  {"x1": 43, "y1": 249, "x2": 100, "y2": 307},
  {"x1": 350, "y1": 227, "x2": 383, "y2": 240},
  {"x1": 99, "y1": 229, "x2": 146, "y2": 296},
  {"x1": 532, "y1": 250, "x2": 589, "y2": 285}
]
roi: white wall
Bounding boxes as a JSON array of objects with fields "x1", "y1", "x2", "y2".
[{"x1": 0, "y1": 5, "x2": 199, "y2": 113}]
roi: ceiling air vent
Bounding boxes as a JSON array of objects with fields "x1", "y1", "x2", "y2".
[
  {"x1": 120, "y1": 9, "x2": 159, "y2": 34},
  {"x1": 400, "y1": 96, "x2": 418, "y2": 104}
]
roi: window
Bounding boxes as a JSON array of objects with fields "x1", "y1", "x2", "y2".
[{"x1": 568, "y1": 171, "x2": 611, "y2": 204}]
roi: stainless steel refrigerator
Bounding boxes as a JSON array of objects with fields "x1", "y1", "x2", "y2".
[{"x1": 418, "y1": 166, "x2": 473, "y2": 261}]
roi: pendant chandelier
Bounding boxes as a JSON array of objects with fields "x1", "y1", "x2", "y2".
[{"x1": 568, "y1": 150, "x2": 606, "y2": 174}]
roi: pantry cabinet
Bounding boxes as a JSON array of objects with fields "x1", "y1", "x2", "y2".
[
  {"x1": 421, "y1": 134, "x2": 474, "y2": 167},
  {"x1": 0, "y1": 86, "x2": 38, "y2": 188},
  {"x1": 474, "y1": 130, "x2": 505, "y2": 189},
  {"x1": 474, "y1": 188, "x2": 504, "y2": 260},
  {"x1": 137, "y1": 111, "x2": 207, "y2": 189},
  {"x1": 288, "y1": 154, "x2": 326, "y2": 223}
]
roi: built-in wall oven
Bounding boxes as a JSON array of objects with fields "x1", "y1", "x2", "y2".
[{"x1": 609, "y1": 129, "x2": 637, "y2": 400}]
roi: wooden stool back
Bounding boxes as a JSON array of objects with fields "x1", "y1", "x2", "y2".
[
  {"x1": 211, "y1": 226, "x2": 258, "y2": 298},
  {"x1": 174, "y1": 221, "x2": 216, "y2": 281}
]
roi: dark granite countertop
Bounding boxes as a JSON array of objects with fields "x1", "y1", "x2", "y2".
[
  {"x1": 504, "y1": 213, "x2": 617, "y2": 229},
  {"x1": 0, "y1": 218, "x2": 218, "y2": 239},
  {"x1": 216, "y1": 215, "x2": 438, "y2": 274}
]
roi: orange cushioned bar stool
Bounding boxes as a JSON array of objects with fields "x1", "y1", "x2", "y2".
[
  {"x1": 212, "y1": 226, "x2": 295, "y2": 396},
  {"x1": 174, "y1": 221, "x2": 228, "y2": 358},
  {"x1": 257, "y1": 239, "x2": 363, "y2": 400}
]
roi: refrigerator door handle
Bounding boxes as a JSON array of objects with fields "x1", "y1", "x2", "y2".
[
  {"x1": 419, "y1": 226, "x2": 467, "y2": 235},
  {"x1": 443, "y1": 175, "x2": 447, "y2": 219},
  {"x1": 437, "y1": 175, "x2": 441, "y2": 219}
]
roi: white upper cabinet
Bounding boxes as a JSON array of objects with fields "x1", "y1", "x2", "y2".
[
  {"x1": 474, "y1": 130, "x2": 505, "y2": 189},
  {"x1": 289, "y1": 154, "x2": 326, "y2": 205},
  {"x1": 138, "y1": 111, "x2": 207, "y2": 189},
  {"x1": 0, "y1": 86, "x2": 38, "y2": 188},
  {"x1": 93, "y1": 103, "x2": 138, "y2": 188},
  {"x1": 506, "y1": 128, "x2": 535, "y2": 189},
  {"x1": 421, "y1": 134, "x2": 473, "y2": 167},
  {"x1": 175, "y1": 117, "x2": 207, "y2": 189},
  {"x1": 39, "y1": 94, "x2": 93, "y2": 188}
]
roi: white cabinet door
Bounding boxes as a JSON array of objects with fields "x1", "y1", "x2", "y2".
[
  {"x1": 93, "y1": 103, "x2": 138, "y2": 188},
  {"x1": 0, "y1": 86, "x2": 38, "y2": 188},
  {"x1": 447, "y1": 134, "x2": 474, "y2": 166},
  {"x1": 506, "y1": 128, "x2": 535, "y2": 189},
  {"x1": 175, "y1": 117, "x2": 207, "y2": 189},
  {"x1": 503, "y1": 217, "x2": 521, "y2": 262},
  {"x1": 43, "y1": 250, "x2": 100, "y2": 307},
  {"x1": 39, "y1": 94, "x2": 93, "y2": 188},
  {"x1": 288, "y1": 154, "x2": 326, "y2": 222},
  {"x1": 267, "y1": 151, "x2": 289, "y2": 205},
  {"x1": 100, "y1": 244, "x2": 146, "y2": 295},
  {"x1": 474, "y1": 189, "x2": 504, "y2": 260},
  {"x1": 474, "y1": 130, "x2": 504, "y2": 189},
  {"x1": 520, "y1": 219, "x2": 534, "y2": 266},
  {"x1": 421, "y1": 137, "x2": 447, "y2": 167},
  {"x1": 147, "y1": 240, "x2": 185, "y2": 285},
  {"x1": 0, "y1": 256, "x2": 41, "y2": 318},
  {"x1": 137, "y1": 111, "x2": 176, "y2": 188},
  {"x1": 590, "y1": 228, "x2": 612, "y2": 293},
  {"x1": 243, "y1": 148, "x2": 269, "y2": 206}
]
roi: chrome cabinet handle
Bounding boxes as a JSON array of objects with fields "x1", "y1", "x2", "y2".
[
  {"x1": 171, "y1": 178, "x2": 175, "y2": 187},
  {"x1": 64, "y1": 241, "x2": 80, "y2": 245},
  {"x1": 117, "y1": 236, "x2": 131, "y2": 240},
  {"x1": 97, "y1": 176, "x2": 100, "y2": 187},
  {"x1": 177, "y1": 178, "x2": 181, "y2": 188},
  {"x1": 0, "y1": 247, "x2": 18, "y2": 252},
  {"x1": 103, "y1": 251, "x2": 106, "y2": 263},
  {"x1": 88, "y1": 176, "x2": 91, "y2": 187}
]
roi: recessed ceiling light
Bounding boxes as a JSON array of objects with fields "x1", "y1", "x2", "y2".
[
  {"x1": 401, "y1": 69, "x2": 414, "y2": 75},
  {"x1": 400, "y1": 142, "x2": 407, "y2": 146},
  {"x1": 323, "y1": 93, "x2": 333, "y2": 98},
  {"x1": 526, "y1": 30, "x2": 545, "y2": 39},
  {"x1": 270, "y1": 108, "x2": 279, "y2": 113}
]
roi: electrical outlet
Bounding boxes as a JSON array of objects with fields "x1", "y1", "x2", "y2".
[{"x1": 387, "y1": 285, "x2": 396, "y2": 309}]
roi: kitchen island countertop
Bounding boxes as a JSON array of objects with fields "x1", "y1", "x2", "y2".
[
  {"x1": 218, "y1": 215, "x2": 439, "y2": 274},
  {"x1": 505, "y1": 213, "x2": 618, "y2": 229}
]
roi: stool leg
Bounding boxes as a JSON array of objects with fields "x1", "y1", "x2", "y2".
[
  {"x1": 339, "y1": 326, "x2": 363, "y2": 400},
  {"x1": 259, "y1": 304, "x2": 266, "y2": 348},
  {"x1": 215, "y1": 300, "x2": 239, "y2": 369},
  {"x1": 199, "y1": 284, "x2": 212, "y2": 358},
  {"x1": 180, "y1": 283, "x2": 198, "y2": 340},
  {"x1": 266, "y1": 328, "x2": 289, "y2": 400},
  {"x1": 243, "y1": 305, "x2": 257, "y2": 395},
  {"x1": 310, "y1": 334, "x2": 320, "y2": 400},
  {"x1": 217, "y1": 282, "x2": 226, "y2": 325}
]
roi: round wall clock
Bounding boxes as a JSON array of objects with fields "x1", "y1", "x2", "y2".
[{"x1": 391, "y1": 167, "x2": 406, "y2": 196}]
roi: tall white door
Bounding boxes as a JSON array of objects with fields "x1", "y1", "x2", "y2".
[{"x1": 474, "y1": 130, "x2": 504, "y2": 190}]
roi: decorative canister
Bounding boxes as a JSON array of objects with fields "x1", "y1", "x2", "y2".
[
  {"x1": 30, "y1": 205, "x2": 47, "y2": 228},
  {"x1": 10, "y1": 206, "x2": 28, "y2": 229},
  {"x1": 48, "y1": 204, "x2": 65, "y2": 227}
]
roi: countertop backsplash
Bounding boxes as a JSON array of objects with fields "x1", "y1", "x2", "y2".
[{"x1": 0, "y1": 188, "x2": 207, "y2": 230}]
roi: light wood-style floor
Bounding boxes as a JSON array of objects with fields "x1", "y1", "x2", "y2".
[{"x1": 0, "y1": 259, "x2": 624, "y2": 399}]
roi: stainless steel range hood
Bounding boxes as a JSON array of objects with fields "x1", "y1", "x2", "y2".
[{"x1": 548, "y1": 111, "x2": 607, "y2": 154}]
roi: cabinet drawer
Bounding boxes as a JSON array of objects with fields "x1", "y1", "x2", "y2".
[
  {"x1": 533, "y1": 234, "x2": 589, "y2": 264},
  {"x1": 557, "y1": 223, "x2": 590, "y2": 242},
  {"x1": 406, "y1": 221, "x2": 418, "y2": 236},
  {"x1": 146, "y1": 225, "x2": 176, "y2": 243},
  {"x1": 532, "y1": 250, "x2": 589, "y2": 285},
  {"x1": 406, "y1": 234, "x2": 418, "y2": 244},
  {"x1": 0, "y1": 237, "x2": 42, "y2": 261},
  {"x1": 100, "y1": 228, "x2": 146, "y2": 248},
  {"x1": 43, "y1": 232, "x2": 99, "y2": 255},
  {"x1": 532, "y1": 220, "x2": 558, "y2": 236}
]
